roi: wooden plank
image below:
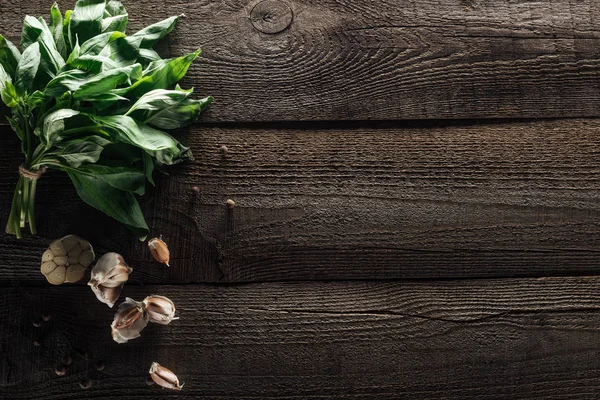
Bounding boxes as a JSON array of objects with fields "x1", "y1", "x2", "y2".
[
  {"x1": 3, "y1": 0, "x2": 600, "y2": 121},
  {"x1": 1, "y1": 277, "x2": 600, "y2": 399},
  {"x1": 0, "y1": 119, "x2": 599, "y2": 283}
]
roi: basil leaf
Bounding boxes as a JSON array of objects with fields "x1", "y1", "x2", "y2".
[
  {"x1": 127, "y1": 88, "x2": 212, "y2": 129},
  {"x1": 27, "y1": 90, "x2": 45, "y2": 109},
  {"x1": 119, "y1": 49, "x2": 201, "y2": 97},
  {"x1": 126, "y1": 88, "x2": 193, "y2": 114},
  {"x1": 15, "y1": 42, "x2": 41, "y2": 95},
  {"x1": 42, "y1": 109, "x2": 81, "y2": 144},
  {"x1": 67, "y1": 169, "x2": 149, "y2": 240},
  {"x1": 102, "y1": 0, "x2": 128, "y2": 33},
  {"x1": 54, "y1": 135, "x2": 111, "y2": 167},
  {"x1": 145, "y1": 96, "x2": 213, "y2": 129},
  {"x1": 79, "y1": 31, "x2": 125, "y2": 56},
  {"x1": 143, "y1": 151, "x2": 155, "y2": 186},
  {"x1": 0, "y1": 64, "x2": 18, "y2": 108},
  {"x1": 50, "y1": 3, "x2": 67, "y2": 59},
  {"x1": 99, "y1": 36, "x2": 141, "y2": 67},
  {"x1": 0, "y1": 35, "x2": 21, "y2": 78},
  {"x1": 77, "y1": 164, "x2": 145, "y2": 195},
  {"x1": 131, "y1": 15, "x2": 179, "y2": 49},
  {"x1": 21, "y1": 16, "x2": 65, "y2": 88},
  {"x1": 137, "y1": 48, "x2": 160, "y2": 68},
  {"x1": 68, "y1": 0, "x2": 106, "y2": 48},
  {"x1": 90, "y1": 114, "x2": 191, "y2": 164},
  {"x1": 62, "y1": 9, "x2": 73, "y2": 53},
  {"x1": 46, "y1": 63, "x2": 141, "y2": 98},
  {"x1": 70, "y1": 54, "x2": 119, "y2": 72}
]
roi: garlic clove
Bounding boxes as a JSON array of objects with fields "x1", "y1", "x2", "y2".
[
  {"x1": 89, "y1": 282, "x2": 124, "y2": 308},
  {"x1": 69, "y1": 243, "x2": 83, "y2": 258},
  {"x1": 46, "y1": 265, "x2": 66, "y2": 285},
  {"x1": 42, "y1": 249, "x2": 53, "y2": 262},
  {"x1": 66, "y1": 264, "x2": 86, "y2": 283},
  {"x1": 53, "y1": 256, "x2": 68, "y2": 266},
  {"x1": 49, "y1": 240, "x2": 67, "y2": 257},
  {"x1": 41, "y1": 261, "x2": 57, "y2": 275},
  {"x1": 149, "y1": 362, "x2": 183, "y2": 390},
  {"x1": 79, "y1": 250, "x2": 95, "y2": 267},
  {"x1": 148, "y1": 238, "x2": 170, "y2": 266},
  {"x1": 111, "y1": 298, "x2": 148, "y2": 343},
  {"x1": 143, "y1": 295, "x2": 178, "y2": 325},
  {"x1": 102, "y1": 264, "x2": 133, "y2": 288},
  {"x1": 88, "y1": 253, "x2": 132, "y2": 304}
]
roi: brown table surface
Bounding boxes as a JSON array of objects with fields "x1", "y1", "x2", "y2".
[{"x1": 1, "y1": 0, "x2": 599, "y2": 399}]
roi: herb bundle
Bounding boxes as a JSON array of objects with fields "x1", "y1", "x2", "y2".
[{"x1": 0, "y1": 0, "x2": 212, "y2": 240}]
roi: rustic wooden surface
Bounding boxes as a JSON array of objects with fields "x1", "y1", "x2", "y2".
[
  {"x1": 2, "y1": 278, "x2": 600, "y2": 399},
  {"x1": 1, "y1": 0, "x2": 600, "y2": 399}
]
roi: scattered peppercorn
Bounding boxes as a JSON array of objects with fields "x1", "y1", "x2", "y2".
[
  {"x1": 55, "y1": 365, "x2": 67, "y2": 376},
  {"x1": 95, "y1": 360, "x2": 105, "y2": 371},
  {"x1": 79, "y1": 378, "x2": 92, "y2": 389}
]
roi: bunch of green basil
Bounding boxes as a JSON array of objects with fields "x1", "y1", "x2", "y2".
[{"x1": 0, "y1": 0, "x2": 212, "y2": 240}]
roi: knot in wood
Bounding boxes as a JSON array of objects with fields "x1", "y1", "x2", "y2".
[{"x1": 251, "y1": 0, "x2": 293, "y2": 34}]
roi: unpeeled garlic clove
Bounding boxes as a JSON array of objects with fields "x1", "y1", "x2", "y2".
[
  {"x1": 149, "y1": 362, "x2": 183, "y2": 390},
  {"x1": 41, "y1": 235, "x2": 94, "y2": 285},
  {"x1": 88, "y1": 253, "x2": 132, "y2": 307},
  {"x1": 148, "y1": 238, "x2": 170, "y2": 266},
  {"x1": 143, "y1": 295, "x2": 178, "y2": 325},
  {"x1": 111, "y1": 298, "x2": 148, "y2": 344}
]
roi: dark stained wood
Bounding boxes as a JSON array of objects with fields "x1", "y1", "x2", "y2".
[
  {"x1": 1, "y1": 278, "x2": 600, "y2": 399},
  {"x1": 3, "y1": 0, "x2": 600, "y2": 121},
  {"x1": 0, "y1": 119, "x2": 599, "y2": 284}
]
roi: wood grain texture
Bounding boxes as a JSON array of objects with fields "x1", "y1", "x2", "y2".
[
  {"x1": 1, "y1": 278, "x2": 600, "y2": 399},
  {"x1": 0, "y1": 119, "x2": 599, "y2": 284},
  {"x1": 3, "y1": 0, "x2": 600, "y2": 121}
]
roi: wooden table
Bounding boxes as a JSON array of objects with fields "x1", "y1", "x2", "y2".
[{"x1": 1, "y1": 0, "x2": 600, "y2": 398}]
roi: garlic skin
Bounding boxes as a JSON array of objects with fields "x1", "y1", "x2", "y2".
[
  {"x1": 148, "y1": 238, "x2": 170, "y2": 266},
  {"x1": 40, "y1": 235, "x2": 94, "y2": 285},
  {"x1": 149, "y1": 362, "x2": 183, "y2": 390},
  {"x1": 143, "y1": 295, "x2": 178, "y2": 325},
  {"x1": 111, "y1": 298, "x2": 148, "y2": 344},
  {"x1": 88, "y1": 252, "x2": 132, "y2": 307}
]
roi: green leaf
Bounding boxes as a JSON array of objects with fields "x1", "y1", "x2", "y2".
[
  {"x1": 77, "y1": 164, "x2": 145, "y2": 195},
  {"x1": 79, "y1": 31, "x2": 125, "y2": 56},
  {"x1": 127, "y1": 88, "x2": 212, "y2": 129},
  {"x1": 50, "y1": 3, "x2": 67, "y2": 59},
  {"x1": 53, "y1": 135, "x2": 111, "y2": 167},
  {"x1": 126, "y1": 88, "x2": 193, "y2": 114},
  {"x1": 42, "y1": 108, "x2": 81, "y2": 144},
  {"x1": 131, "y1": 15, "x2": 180, "y2": 49},
  {"x1": 70, "y1": 54, "x2": 119, "y2": 72},
  {"x1": 118, "y1": 48, "x2": 201, "y2": 97},
  {"x1": 74, "y1": 63, "x2": 141, "y2": 98},
  {"x1": 99, "y1": 36, "x2": 141, "y2": 67},
  {"x1": 143, "y1": 151, "x2": 155, "y2": 186},
  {"x1": 147, "y1": 96, "x2": 213, "y2": 129},
  {"x1": 15, "y1": 42, "x2": 41, "y2": 95},
  {"x1": 68, "y1": 0, "x2": 106, "y2": 49},
  {"x1": 89, "y1": 114, "x2": 191, "y2": 165},
  {"x1": 102, "y1": 0, "x2": 128, "y2": 33},
  {"x1": 137, "y1": 48, "x2": 161, "y2": 68},
  {"x1": 20, "y1": 16, "x2": 65, "y2": 88},
  {"x1": 27, "y1": 90, "x2": 45, "y2": 108},
  {"x1": 0, "y1": 35, "x2": 21, "y2": 78},
  {"x1": 0, "y1": 66, "x2": 19, "y2": 108},
  {"x1": 62, "y1": 9, "x2": 73, "y2": 53},
  {"x1": 45, "y1": 63, "x2": 141, "y2": 98},
  {"x1": 67, "y1": 169, "x2": 149, "y2": 240}
]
